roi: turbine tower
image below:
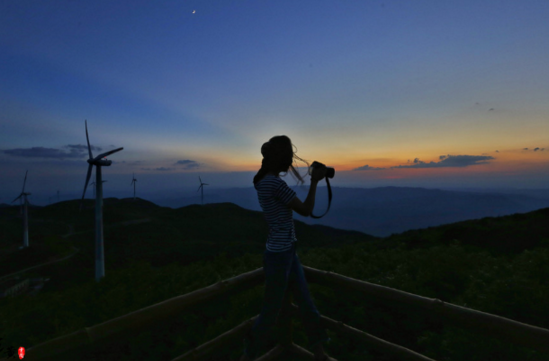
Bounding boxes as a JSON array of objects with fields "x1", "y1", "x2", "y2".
[
  {"x1": 89, "y1": 180, "x2": 107, "y2": 199},
  {"x1": 79, "y1": 120, "x2": 123, "y2": 282},
  {"x1": 197, "y1": 176, "x2": 209, "y2": 205},
  {"x1": 130, "y1": 173, "x2": 137, "y2": 201},
  {"x1": 90, "y1": 181, "x2": 96, "y2": 199},
  {"x1": 12, "y1": 170, "x2": 31, "y2": 248}
]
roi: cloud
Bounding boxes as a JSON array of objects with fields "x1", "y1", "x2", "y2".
[
  {"x1": 534, "y1": 147, "x2": 540, "y2": 151},
  {"x1": 523, "y1": 148, "x2": 529, "y2": 150},
  {"x1": 352, "y1": 164, "x2": 386, "y2": 171},
  {"x1": 64, "y1": 144, "x2": 102, "y2": 152},
  {"x1": 4, "y1": 146, "x2": 82, "y2": 159},
  {"x1": 495, "y1": 150, "x2": 499, "y2": 153},
  {"x1": 439, "y1": 155, "x2": 447, "y2": 160},
  {"x1": 141, "y1": 167, "x2": 174, "y2": 171},
  {"x1": 2, "y1": 144, "x2": 107, "y2": 159},
  {"x1": 175, "y1": 159, "x2": 200, "y2": 169},
  {"x1": 391, "y1": 155, "x2": 495, "y2": 169}
]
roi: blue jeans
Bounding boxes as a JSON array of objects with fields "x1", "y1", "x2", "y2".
[{"x1": 243, "y1": 242, "x2": 330, "y2": 358}]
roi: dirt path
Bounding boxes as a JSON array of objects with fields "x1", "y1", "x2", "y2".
[
  {"x1": 0, "y1": 218, "x2": 150, "y2": 282},
  {"x1": 61, "y1": 218, "x2": 151, "y2": 239},
  {"x1": 0, "y1": 246, "x2": 80, "y2": 283}
]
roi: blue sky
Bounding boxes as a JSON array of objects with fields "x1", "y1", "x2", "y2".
[{"x1": 1, "y1": 0, "x2": 549, "y2": 202}]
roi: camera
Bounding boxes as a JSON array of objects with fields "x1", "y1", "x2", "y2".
[{"x1": 308, "y1": 161, "x2": 335, "y2": 179}]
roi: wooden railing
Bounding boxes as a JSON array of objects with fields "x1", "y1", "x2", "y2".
[
  {"x1": 0, "y1": 278, "x2": 29, "y2": 298},
  {"x1": 11, "y1": 265, "x2": 549, "y2": 361}
]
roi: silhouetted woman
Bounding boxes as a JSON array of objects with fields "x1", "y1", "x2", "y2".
[{"x1": 241, "y1": 135, "x2": 337, "y2": 361}]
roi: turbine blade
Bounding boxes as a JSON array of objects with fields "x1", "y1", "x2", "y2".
[
  {"x1": 80, "y1": 164, "x2": 93, "y2": 209},
  {"x1": 85, "y1": 120, "x2": 93, "y2": 159},
  {"x1": 12, "y1": 194, "x2": 22, "y2": 203},
  {"x1": 22, "y1": 170, "x2": 28, "y2": 193},
  {"x1": 95, "y1": 147, "x2": 123, "y2": 160},
  {"x1": 199, "y1": 176, "x2": 202, "y2": 183},
  {"x1": 204, "y1": 183, "x2": 209, "y2": 185},
  {"x1": 197, "y1": 185, "x2": 202, "y2": 192}
]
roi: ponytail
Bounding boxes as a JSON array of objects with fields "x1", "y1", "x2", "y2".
[{"x1": 253, "y1": 158, "x2": 271, "y2": 185}]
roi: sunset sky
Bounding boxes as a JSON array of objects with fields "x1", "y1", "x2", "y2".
[{"x1": 1, "y1": 0, "x2": 548, "y2": 201}]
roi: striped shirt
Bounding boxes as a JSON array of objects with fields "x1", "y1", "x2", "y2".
[{"x1": 255, "y1": 174, "x2": 297, "y2": 252}]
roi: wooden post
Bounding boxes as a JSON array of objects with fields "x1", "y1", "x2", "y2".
[{"x1": 278, "y1": 289, "x2": 293, "y2": 347}]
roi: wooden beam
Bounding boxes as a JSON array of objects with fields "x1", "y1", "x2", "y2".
[
  {"x1": 255, "y1": 344, "x2": 286, "y2": 361},
  {"x1": 284, "y1": 343, "x2": 320, "y2": 360},
  {"x1": 171, "y1": 315, "x2": 258, "y2": 361},
  {"x1": 23, "y1": 267, "x2": 265, "y2": 360},
  {"x1": 302, "y1": 265, "x2": 549, "y2": 354},
  {"x1": 286, "y1": 303, "x2": 434, "y2": 360}
]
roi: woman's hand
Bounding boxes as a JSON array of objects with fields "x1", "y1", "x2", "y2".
[{"x1": 311, "y1": 165, "x2": 327, "y2": 182}]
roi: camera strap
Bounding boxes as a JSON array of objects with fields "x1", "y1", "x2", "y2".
[{"x1": 310, "y1": 177, "x2": 332, "y2": 219}]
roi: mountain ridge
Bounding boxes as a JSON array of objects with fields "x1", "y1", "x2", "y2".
[{"x1": 151, "y1": 186, "x2": 549, "y2": 236}]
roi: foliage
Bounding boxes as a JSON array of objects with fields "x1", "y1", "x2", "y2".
[{"x1": 1, "y1": 202, "x2": 548, "y2": 360}]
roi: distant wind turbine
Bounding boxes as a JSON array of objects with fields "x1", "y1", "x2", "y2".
[
  {"x1": 197, "y1": 176, "x2": 209, "y2": 205},
  {"x1": 131, "y1": 173, "x2": 137, "y2": 201},
  {"x1": 89, "y1": 180, "x2": 107, "y2": 199},
  {"x1": 79, "y1": 120, "x2": 123, "y2": 282},
  {"x1": 12, "y1": 170, "x2": 31, "y2": 248}
]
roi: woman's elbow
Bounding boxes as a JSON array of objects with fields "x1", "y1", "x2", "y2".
[
  {"x1": 293, "y1": 208, "x2": 309, "y2": 217},
  {"x1": 300, "y1": 208, "x2": 311, "y2": 217}
]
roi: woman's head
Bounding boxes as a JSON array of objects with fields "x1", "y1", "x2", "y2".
[{"x1": 253, "y1": 135, "x2": 309, "y2": 185}]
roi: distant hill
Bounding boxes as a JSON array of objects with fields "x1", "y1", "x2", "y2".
[
  {"x1": 2, "y1": 200, "x2": 549, "y2": 361},
  {"x1": 153, "y1": 186, "x2": 549, "y2": 237},
  {"x1": 0, "y1": 198, "x2": 377, "y2": 291},
  {"x1": 378, "y1": 206, "x2": 549, "y2": 255}
]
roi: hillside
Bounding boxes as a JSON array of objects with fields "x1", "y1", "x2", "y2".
[
  {"x1": 376, "y1": 206, "x2": 549, "y2": 255},
  {"x1": 152, "y1": 186, "x2": 549, "y2": 237},
  {"x1": 1, "y1": 202, "x2": 548, "y2": 361},
  {"x1": 0, "y1": 198, "x2": 376, "y2": 291}
]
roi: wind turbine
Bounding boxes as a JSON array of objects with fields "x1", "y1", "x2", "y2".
[
  {"x1": 130, "y1": 173, "x2": 137, "y2": 201},
  {"x1": 79, "y1": 120, "x2": 123, "y2": 282},
  {"x1": 89, "y1": 180, "x2": 107, "y2": 199},
  {"x1": 197, "y1": 176, "x2": 209, "y2": 205},
  {"x1": 12, "y1": 170, "x2": 31, "y2": 248}
]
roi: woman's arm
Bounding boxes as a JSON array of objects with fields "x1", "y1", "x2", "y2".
[
  {"x1": 287, "y1": 179, "x2": 318, "y2": 217},
  {"x1": 287, "y1": 166, "x2": 326, "y2": 216}
]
